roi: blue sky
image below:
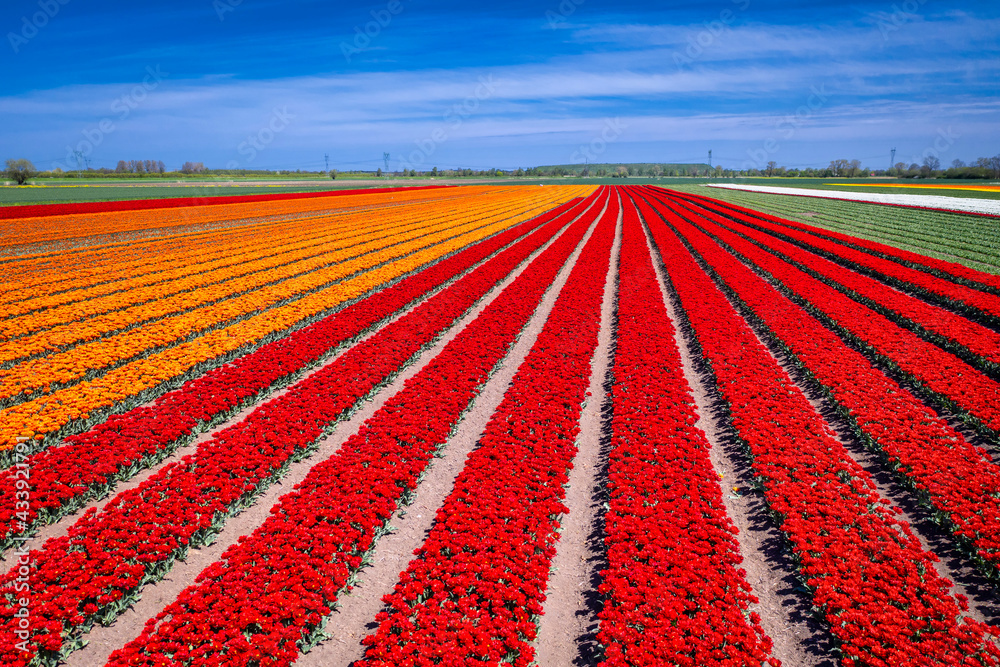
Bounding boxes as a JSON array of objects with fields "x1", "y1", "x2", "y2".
[{"x1": 2, "y1": 0, "x2": 998, "y2": 172}]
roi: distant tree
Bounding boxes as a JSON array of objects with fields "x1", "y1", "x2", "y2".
[
  {"x1": 4, "y1": 159, "x2": 36, "y2": 185},
  {"x1": 951, "y1": 159, "x2": 966, "y2": 169},
  {"x1": 115, "y1": 160, "x2": 128, "y2": 173},
  {"x1": 920, "y1": 155, "x2": 941, "y2": 178},
  {"x1": 765, "y1": 161, "x2": 777, "y2": 177},
  {"x1": 330, "y1": 169, "x2": 337, "y2": 180},
  {"x1": 376, "y1": 167, "x2": 383, "y2": 177},
  {"x1": 988, "y1": 155, "x2": 1000, "y2": 179},
  {"x1": 828, "y1": 159, "x2": 853, "y2": 177},
  {"x1": 180, "y1": 162, "x2": 206, "y2": 174},
  {"x1": 848, "y1": 159, "x2": 863, "y2": 177}
]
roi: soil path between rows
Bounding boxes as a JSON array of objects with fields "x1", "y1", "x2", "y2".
[
  {"x1": 676, "y1": 200, "x2": 1000, "y2": 627},
  {"x1": 532, "y1": 197, "x2": 621, "y2": 667},
  {"x1": 638, "y1": 203, "x2": 837, "y2": 667},
  {"x1": 1, "y1": 216, "x2": 550, "y2": 573},
  {"x1": 293, "y1": 194, "x2": 608, "y2": 667},
  {"x1": 708, "y1": 237, "x2": 1000, "y2": 628},
  {"x1": 64, "y1": 197, "x2": 602, "y2": 667}
]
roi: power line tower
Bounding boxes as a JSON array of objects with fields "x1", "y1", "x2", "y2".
[
  {"x1": 708, "y1": 149, "x2": 713, "y2": 168},
  {"x1": 890, "y1": 147, "x2": 896, "y2": 170},
  {"x1": 383, "y1": 152, "x2": 391, "y2": 174},
  {"x1": 324, "y1": 153, "x2": 330, "y2": 172}
]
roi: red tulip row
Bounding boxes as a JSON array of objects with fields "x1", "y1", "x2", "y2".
[
  {"x1": 642, "y1": 189, "x2": 1000, "y2": 438},
  {"x1": 105, "y1": 188, "x2": 609, "y2": 667},
  {"x1": 666, "y1": 188, "x2": 1000, "y2": 294},
  {"x1": 0, "y1": 197, "x2": 586, "y2": 553},
  {"x1": 595, "y1": 195, "x2": 777, "y2": 667},
  {"x1": 357, "y1": 190, "x2": 618, "y2": 667},
  {"x1": 633, "y1": 189, "x2": 1000, "y2": 667},
  {"x1": 657, "y1": 191, "x2": 1000, "y2": 577},
  {"x1": 664, "y1": 194, "x2": 1000, "y2": 372},
  {"x1": 0, "y1": 192, "x2": 601, "y2": 666},
  {"x1": 666, "y1": 189, "x2": 1000, "y2": 324}
]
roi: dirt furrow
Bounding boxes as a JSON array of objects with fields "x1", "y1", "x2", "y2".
[
  {"x1": 65, "y1": 197, "x2": 601, "y2": 667},
  {"x1": 639, "y1": 209, "x2": 838, "y2": 667},
  {"x1": 532, "y1": 199, "x2": 621, "y2": 667},
  {"x1": 292, "y1": 193, "x2": 608, "y2": 667},
  {"x1": 1, "y1": 217, "x2": 550, "y2": 570}
]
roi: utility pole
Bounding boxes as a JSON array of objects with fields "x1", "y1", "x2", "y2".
[
  {"x1": 890, "y1": 147, "x2": 896, "y2": 171},
  {"x1": 708, "y1": 149, "x2": 713, "y2": 168},
  {"x1": 324, "y1": 153, "x2": 329, "y2": 173}
]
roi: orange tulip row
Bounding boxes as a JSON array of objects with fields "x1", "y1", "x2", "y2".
[
  {"x1": 0, "y1": 199, "x2": 542, "y2": 402},
  {"x1": 1, "y1": 186, "x2": 460, "y2": 250},
  {"x1": 0, "y1": 195, "x2": 516, "y2": 360},
  {"x1": 0, "y1": 190, "x2": 475, "y2": 305},
  {"x1": 0, "y1": 188, "x2": 474, "y2": 302},
  {"x1": 0, "y1": 185, "x2": 594, "y2": 450}
]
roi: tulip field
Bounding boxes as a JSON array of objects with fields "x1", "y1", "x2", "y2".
[{"x1": 2, "y1": 183, "x2": 1000, "y2": 667}]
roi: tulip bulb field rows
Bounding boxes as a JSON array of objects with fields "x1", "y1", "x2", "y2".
[{"x1": 2, "y1": 184, "x2": 1000, "y2": 667}]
